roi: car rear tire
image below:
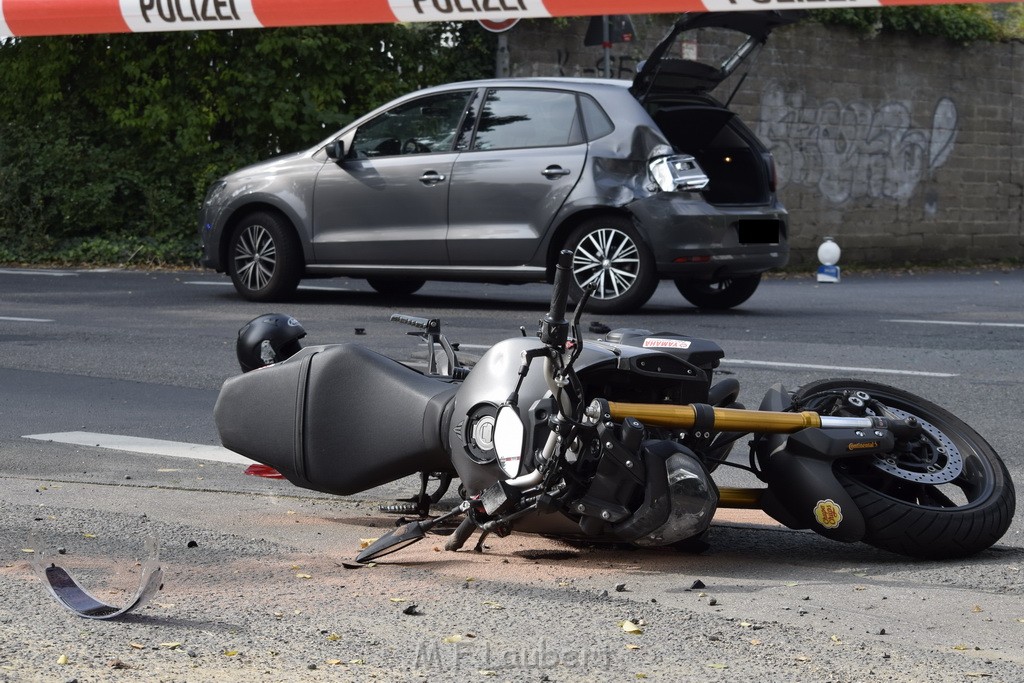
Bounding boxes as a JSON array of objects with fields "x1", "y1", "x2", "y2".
[
  {"x1": 675, "y1": 274, "x2": 762, "y2": 310},
  {"x1": 227, "y1": 211, "x2": 303, "y2": 302},
  {"x1": 565, "y1": 217, "x2": 657, "y2": 314},
  {"x1": 367, "y1": 278, "x2": 426, "y2": 297}
]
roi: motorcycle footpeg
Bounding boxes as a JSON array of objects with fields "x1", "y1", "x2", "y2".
[
  {"x1": 390, "y1": 314, "x2": 439, "y2": 333},
  {"x1": 379, "y1": 500, "x2": 427, "y2": 516}
]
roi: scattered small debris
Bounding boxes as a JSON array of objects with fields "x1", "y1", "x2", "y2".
[
  {"x1": 186, "y1": 540, "x2": 198, "y2": 548},
  {"x1": 615, "y1": 583, "x2": 627, "y2": 592},
  {"x1": 619, "y1": 620, "x2": 643, "y2": 634},
  {"x1": 690, "y1": 580, "x2": 706, "y2": 590},
  {"x1": 354, "y1": 328, "x2": 366, "y2": 335},
  {"x1": 403, "y1": 604, "x2": 421, "y2": 616}
]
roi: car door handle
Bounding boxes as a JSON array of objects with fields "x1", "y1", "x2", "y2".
[
  {"x1": 541, "y1": 165, "x2": 572, "y2": 179},
  {"x1": 419, "y1": 171, "x2": 446, "y2": 185}
]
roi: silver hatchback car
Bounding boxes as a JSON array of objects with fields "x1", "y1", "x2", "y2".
[{"x1": 200, "y1": 12, "x2": 793, "y2": 313}]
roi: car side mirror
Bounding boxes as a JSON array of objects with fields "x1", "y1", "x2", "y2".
[{"x1": 325, "y1": 140, "x2": 345, "y2": 161}]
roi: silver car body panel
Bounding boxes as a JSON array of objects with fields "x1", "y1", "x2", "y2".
[{"x1": 200, "y1": 63, "x2": 790, "y2": 290}]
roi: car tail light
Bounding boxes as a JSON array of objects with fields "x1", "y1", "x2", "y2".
[
  {"x1": 649, "y1": 153, "x2": 710, "y2": 193},
  {"x1": 765, "y1": 153, "x2": 778, "y2": 193}
]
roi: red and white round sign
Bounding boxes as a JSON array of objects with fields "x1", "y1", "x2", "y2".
[{"x1": 478, "y1": 18, "x2": 519, "y2": 33}]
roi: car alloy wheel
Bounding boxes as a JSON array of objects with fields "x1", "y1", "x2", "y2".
[
  {"x1": 227, "y1": 211, "x2": 302, "y2": 301},
  {"x1": 234, "y1": 223, "x2": 277, "y2": 293},
  {"x1": 565, "y1": 217, "x2": 656, "y2": 314}
]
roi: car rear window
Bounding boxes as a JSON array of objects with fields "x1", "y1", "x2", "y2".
[{"x1": 472, "y1": 89, "x2": 583, "y2": 151}]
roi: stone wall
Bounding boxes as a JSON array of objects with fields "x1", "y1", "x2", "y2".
[{"x1": 504, "y1": 17, "x2": 1024, "y2": 266}]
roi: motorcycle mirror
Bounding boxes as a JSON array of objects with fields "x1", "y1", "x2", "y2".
[
  {"x1": 493, "y1": 404, "x2": 525, "y2": 478},
  {"x1": 355, "y1": 520, "x2": 428, "y2": 563}
]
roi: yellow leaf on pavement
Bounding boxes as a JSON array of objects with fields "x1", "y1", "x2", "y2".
[{"x1": 619, "y1": 620, "x2": 643, "y2": 634}]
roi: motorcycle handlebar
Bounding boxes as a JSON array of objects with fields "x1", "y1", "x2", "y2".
[
  {"x1": 539, "y1": 250, "x2": 572, "y2": 349},
  {"x1": 547, "y1": 250, "x2": 572, "y2": 325}
]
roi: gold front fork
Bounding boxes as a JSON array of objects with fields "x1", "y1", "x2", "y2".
[
  {"x1": 604, "y1": 401, "x2": 822, "y2": 433},
  {"x1": 717, "y1": 487, "x2": 763, "y2": 509},
  {"x1": 599, "y1": 401, "x2": 829, "y2": 510}
]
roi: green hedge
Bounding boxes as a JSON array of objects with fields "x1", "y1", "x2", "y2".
[
  {"x1": 815, "y1": 4, "x2": 1022, "y2": 44},
  {"x1": 0, "y1": 25, "x2": 494, "y2": 267}
]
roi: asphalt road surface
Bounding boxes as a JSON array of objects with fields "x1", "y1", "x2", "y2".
[{"x1": 1, "y1": 266, "x2": 1022, "y2": 682}]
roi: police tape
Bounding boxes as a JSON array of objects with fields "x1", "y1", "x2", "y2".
[{"x1": 0, "y1": 0, "x2": 995, "y2": 38}]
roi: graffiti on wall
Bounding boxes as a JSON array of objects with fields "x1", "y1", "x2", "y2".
[
  {"x1": 555, "y1": 49, "x2": 638, "y2": 79},
  {"x1": 756, "y1": 81, "x2": 958, "y2": 205}
]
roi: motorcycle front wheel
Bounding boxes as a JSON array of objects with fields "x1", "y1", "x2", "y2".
[{"x1": 792, "y1": 379, "x2": 1015, "y2": 559}]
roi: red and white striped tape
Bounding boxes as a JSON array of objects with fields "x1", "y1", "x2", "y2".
[{"x1": 0, "y1": 0, "x2": 996, "y2": 38}]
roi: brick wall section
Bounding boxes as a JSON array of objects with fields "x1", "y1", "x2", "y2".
[{"x1": 506, "y1": 18, "x2": 1024, "y2": 266}]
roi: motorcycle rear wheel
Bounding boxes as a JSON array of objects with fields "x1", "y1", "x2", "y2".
[{"x1": 792, "y1": 379, "x2": 1015, "y2": 559}]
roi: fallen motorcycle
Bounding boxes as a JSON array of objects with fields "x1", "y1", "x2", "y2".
[{"x1": 215, "y1": 252, "x2": 1015, "y2": 562}]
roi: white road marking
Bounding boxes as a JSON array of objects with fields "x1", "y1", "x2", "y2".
[
  {"x1": 183, "y1": 280, "x2": 358, "y2": 292},
  {"x1": 721, "y1": 359, "x2": 957, "y2": 378},
  {"x1": 886, "y1": 319, "x2": 1024, "y2": 329},
  {"x1": 0, "y1": 316, "x2": 54, "y2": 323},
  {"x1": 432, "y1": 344, "x2": 956, "y2": 377},
  {"x1": 0, "y1": 269, "x2": 78, "y2": 277},
  {"x1": 23, "y1": 432, "x2": 253, "y2": 465}
]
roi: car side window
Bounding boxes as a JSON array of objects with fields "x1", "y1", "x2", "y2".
[
  {"x1": 471, "y1": 89, "x2": 583, "y2": 151},
  {"x1": 349, "y1": 91, "x2": 473, "y2": 159},
  {"x1": 579, "y1": 94, "x2": 614, "y2": 141}
]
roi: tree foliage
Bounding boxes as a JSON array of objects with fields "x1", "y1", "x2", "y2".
[
  {"x1": 0, "y1": 25, "x2": 494, "y2": 265},
  {"x1": 814, "y1": 4, "x2": 1021, "y2": 44}
]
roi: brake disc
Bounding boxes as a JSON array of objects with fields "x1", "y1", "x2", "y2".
[{"x1": 870, "y1": 407, "x2": 964, "y2": 485}]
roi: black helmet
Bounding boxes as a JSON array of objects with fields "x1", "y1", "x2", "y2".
[{"x1": 236, "y1": 313, "x2": 306, "y2": 372}]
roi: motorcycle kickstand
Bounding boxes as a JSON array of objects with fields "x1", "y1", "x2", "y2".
[{"x1": 472, "y1": 530, "x2": 491, "y2": 553}]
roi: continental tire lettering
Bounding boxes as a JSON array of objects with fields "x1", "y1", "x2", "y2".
[
  {"x1": 139, "y1": 0, "x2": 241, "y2": 24},
  {"x1": 847, "y1": 441, "x2": 881, "y2": 451}
]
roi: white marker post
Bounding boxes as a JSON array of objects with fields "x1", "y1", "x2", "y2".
[{"x1": 816, "y1": 236, "x2": 841, "y2": 283}]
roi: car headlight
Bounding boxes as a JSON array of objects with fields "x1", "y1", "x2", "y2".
[{"x1": 648, "y1": 154, "x2": 710, "y2": 193}]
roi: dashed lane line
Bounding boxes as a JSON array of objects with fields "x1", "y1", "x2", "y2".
[
  {"x1": 886, "y1": 319, "x2": 1024, "y2": 329},
  {"x1": 721, "y1": 359, "x2": 957, "y2": 378}
]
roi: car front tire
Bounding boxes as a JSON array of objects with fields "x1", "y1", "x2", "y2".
[
  {"x1": 674, "y1": 274, "x2": 762, "y2": 310},
  {"x1": 565, "y1": 216, "x2": 657, "y2": 314},
  {"x1": 227, "y1": 211, "x2": 303, "y2": 302}
]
